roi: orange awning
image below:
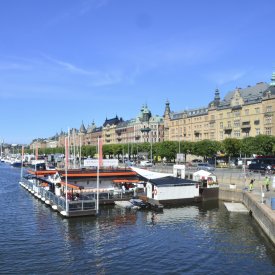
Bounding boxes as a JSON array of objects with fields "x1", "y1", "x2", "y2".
[
  {"x1": 60, "y1": 181, "x2": 81, "y2": 190},
  {"x1": 113, "y1": 179, "x2": 140, "y2": 183}
]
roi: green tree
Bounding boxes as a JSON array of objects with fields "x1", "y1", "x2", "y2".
[
  {"x1": 156, "y1": 141, "x2": 177, "y2": 162},
  {"x1": 222, "y1": 138, "x2": 241, "y2": 157},
  {"x1": 253, "y1": 135, "x2": 275, "y2": 155},
  {"x1": 193, "y1": 140, "x2": 221, "y2": 160}
]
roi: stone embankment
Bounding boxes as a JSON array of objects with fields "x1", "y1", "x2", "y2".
[{"x1": 151, "y1": 165, "x2": 275, "y2": 245}]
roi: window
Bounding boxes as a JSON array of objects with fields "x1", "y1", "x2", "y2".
[
  {"x1": 233, "y1": 110, "x2": 240, "y2": 117},
  {"x1": 227, "y1": 121, "x2": 232, "y2": 128},
  {"x1": 256, "y1": 128, "x2": 260, "y2": 135},
  {"x1": 266, "y1": 105, "x2": 272, "y2": 112},
  {"x1": 227, "y1": 112, "x2": 231, "y2": 118},
  {"x1": 245, "y1": 109, "x2": 249, "y2": 115},
  {"x1": 220, "y1": 122, "x2": 223, "y2": 128},
  {"x1": 265, "y1": 127, "x2": 272, "y2": 135},
  {"x1": 234, "y1": 130, "x2": 240, "y2": 137},
  {"x1": 234, "y1": 120, "x2": 240, "y2": 127},
  {"x1": 255, "y1": 107, "x2": 260, "y2": 114},
  {"x1": 265, "y1": 116, "x2": 272, "y2": 124},
  {"x1": 219, "y1": 113, "x2": 223, "y2": 119}
]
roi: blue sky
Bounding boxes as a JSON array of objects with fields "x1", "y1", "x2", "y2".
[{"x1": 0, "y1": 0, "x2": 274, "y2": 144}]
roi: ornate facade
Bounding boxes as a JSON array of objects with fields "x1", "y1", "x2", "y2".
[
  {"x1": 30, "y1": 72, "x2": 275, "y2": 149},
  {"x1": 164, "y1": 73, "x2": 275, "y2": 142}
]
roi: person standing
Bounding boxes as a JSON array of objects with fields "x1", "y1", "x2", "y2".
[
  {"x1": 249, "y1": 179, "x2": 254, "y2": 191},
  {"x1": 264, "y1": 176, "x2": 270, "y2": 192}
]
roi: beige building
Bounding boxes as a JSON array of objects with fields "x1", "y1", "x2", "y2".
[{"x1": 164, "y1": 73, "x2": 275, "y2": 142}]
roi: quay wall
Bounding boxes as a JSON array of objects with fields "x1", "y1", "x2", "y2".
[{"x1": 219, "y1": 188, "x2": 275, "y2": 245}]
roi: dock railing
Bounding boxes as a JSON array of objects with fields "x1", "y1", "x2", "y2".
[{"x1": 21, "y1": 178, "x2": 96, "y2": 212}]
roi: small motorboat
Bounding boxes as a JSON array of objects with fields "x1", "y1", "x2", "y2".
[{"x1": 129, "y1": 198, "x2": 150, "y2": 209}]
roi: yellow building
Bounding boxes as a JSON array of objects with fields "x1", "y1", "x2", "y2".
[{"x1": 164, "y1": 73, "x2": 275, "y2": 142}]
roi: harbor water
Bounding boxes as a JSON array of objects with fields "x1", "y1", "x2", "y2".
[{"x1": 1, "y1": 163, "x2": 275, "y2": 274}]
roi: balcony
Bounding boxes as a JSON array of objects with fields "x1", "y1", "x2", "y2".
[
  {"x1": 241, "y1": 121, "x2": 251, "y2": 130},
  {"x1": 224, "y1": 127, "x2": 232, "y2": 133},
  {"x1": 194, "y1": 131, "x2": 201, "y2": 136},
  {"x1": 264, "y1": 112, "x2": 273, "y2": 117},
  {"x1": 141, "y1": 127, "x2": 151, "y2": 133}
]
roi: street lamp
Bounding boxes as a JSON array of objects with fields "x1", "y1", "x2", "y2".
[{"x1": 141, "y1": 126, "x2": 152, "y2": 163}]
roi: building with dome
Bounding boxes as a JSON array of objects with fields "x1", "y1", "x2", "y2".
[{"x1": 164, "y1": 72, "x2": 275, "y2": 142}]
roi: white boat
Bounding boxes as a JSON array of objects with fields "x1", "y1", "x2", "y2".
[{"x1": 115, "y1": 200, "x2": 140, "y2": 209}]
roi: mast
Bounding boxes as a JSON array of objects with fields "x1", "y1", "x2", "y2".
[
  {"x1": 65, "y1": 136, "x2": 69, "y2": 213},
  {"x1": 20, "y1": 145, "x2": 24, "y2": 180},
  {"x1": 96, "y1": 138, "x2": 100, "y2": 214},
  {"x1": 79, "y1": 136, "x2": 82, "y2": 169}
]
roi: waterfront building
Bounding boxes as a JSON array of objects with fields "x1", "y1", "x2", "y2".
[
  {"x1": 30, "y1": 138, "x2": 58, "y2": 150},
  {"x1": 85, "y1": 121, "x2": 102, "y2": 145},
  {"x1": 31, "y1": 73, "x2": 274, "y2": 150},
  {"x1": 164, "y1": 73, "x2": 275, "y2": 142},
  {"x1": 102, "y1": 116, "x2": 123, "y2": 144}
]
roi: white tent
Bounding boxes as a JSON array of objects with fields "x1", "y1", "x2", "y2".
[
  {"x1": 131, "y1": 167, "x2": 172, "y2": 180},
  {"x1": 193, "y1": 170, "x2": 218, "y2": 188}
]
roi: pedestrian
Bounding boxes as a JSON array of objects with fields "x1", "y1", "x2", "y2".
[
  {"x1": 264, "y1": 176, "x2": 270, "y2": 192},
  {"x1": 249, "y1": 179, "x2": 254, "y2": 191}
]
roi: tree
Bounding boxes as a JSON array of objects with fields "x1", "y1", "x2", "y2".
[
  {"x1": 240, "y1": 137, "x2": 255, "y2": 157},
  {"x1": 222, "y1": 138, "x2": 241, "y2": 157},
  {"x1": 156, "y1": 141, "x2": 177, "y2": 162},
  {"x1": 252, "y1": 135, "x2": 275, "y2": 156},
  {"x1": 193, "y1": 140, "x2": 221, "y2": 160}
]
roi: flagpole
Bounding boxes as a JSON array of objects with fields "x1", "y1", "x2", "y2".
[
  {"x1": 20, "y1": 145, "x2": 24, "y2": 180},
  {"x1": 65, "y1": 136, "x2": 69, "y2": 214},
  {"x1": 96, "y1": 138, "x2": 100, "y2": 214}
]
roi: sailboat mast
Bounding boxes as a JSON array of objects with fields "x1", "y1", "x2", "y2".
[
  {"x1": 20, "y1": 145, "x2": 24, "y2": 180},
  {"x1": 65, "y1": 136, "x2": 69, "y2": 213},
  {"x1": 96, "y1": 138, "x2": 100, "y2": 214}
]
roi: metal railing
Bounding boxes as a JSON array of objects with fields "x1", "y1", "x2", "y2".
[{"x1": 21, "y1": 178, "x2": 96, "y2": 212}]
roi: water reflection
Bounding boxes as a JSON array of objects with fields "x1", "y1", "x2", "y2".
[{"x1": 1, "y1": 162, "x2": 275, "y2": 274}]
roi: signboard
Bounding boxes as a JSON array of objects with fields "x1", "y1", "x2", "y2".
[
  {"x1": 176, "y1": 153, "x2": 184, "y2": 162},
  {"x1": 84, "y1": 159, "x2": 118, "y2": 167}
]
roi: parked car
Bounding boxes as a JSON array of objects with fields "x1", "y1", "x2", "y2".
[
  {"x1": 197, "y1": 163, "x2": 215, "y2": 171},
  {"x1": 192, "y1": 159, "x2": 202, "y2": 163},
  {"x1": 140, "y1": 160, "x2": 153, "y2": 167}
]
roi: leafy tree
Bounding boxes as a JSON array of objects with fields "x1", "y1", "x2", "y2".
[
  {"x1": 252, "y1": 135, "x2": 275, "y2": 156},
  {"x1": 156, "y1": 141, "x2": 177, "y2": 162},
  {"x1": 193, "y1": 140, "x2": 221, "y2": 160},
  {"x1": 240, "y1": 137, "x2": 255, "y2": 157},
  {"x1": 222, "y1": 138, "x2": 241, "y2": 157}
]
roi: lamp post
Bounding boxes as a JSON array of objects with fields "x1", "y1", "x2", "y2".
[
  {"x1": 150, "y1": 130, "x2": 153, "y2": 163},
  {"x1": 141, "y1": 126, "x2": 152, "y2": 162}
]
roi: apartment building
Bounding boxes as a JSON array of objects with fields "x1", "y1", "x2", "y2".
[{"x1": 164, "y1": 73, "x2": 275, "y2": 141}]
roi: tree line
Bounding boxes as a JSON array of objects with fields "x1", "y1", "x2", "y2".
[{"x1": 25, "y1": 135, "x2": 275, "y2": 162}]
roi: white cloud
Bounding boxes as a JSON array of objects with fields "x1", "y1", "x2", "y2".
[{"x1": 205, "y1": 70, "x2": 247, "y2": 86}]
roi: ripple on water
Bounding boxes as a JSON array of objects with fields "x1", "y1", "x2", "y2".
[{"x1": 1, "y1": 163, "x2": 275, "y2": 274}]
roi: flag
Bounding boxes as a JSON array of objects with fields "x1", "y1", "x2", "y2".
[
  {"x1": 65, "y1": 137, "x2": 69, "y2": 169},
  {"x1": 35, "y1": 145, "x2": 38, "y2": 160},
  {"x1": 21, "y1": 146, "x2": 24, "y2": 161}
]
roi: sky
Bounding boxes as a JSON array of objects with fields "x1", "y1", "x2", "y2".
[{"x1": 0, "y1": 0, "x2": 274, "y2": 145}]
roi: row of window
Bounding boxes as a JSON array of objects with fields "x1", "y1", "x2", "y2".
[{"x1": 171, "y1": 106, "x2": 273, "y2": 127}]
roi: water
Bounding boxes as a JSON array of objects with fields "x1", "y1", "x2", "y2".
[{"x1": 1, "y1": 163, "x2": 275, "y2": 274}]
